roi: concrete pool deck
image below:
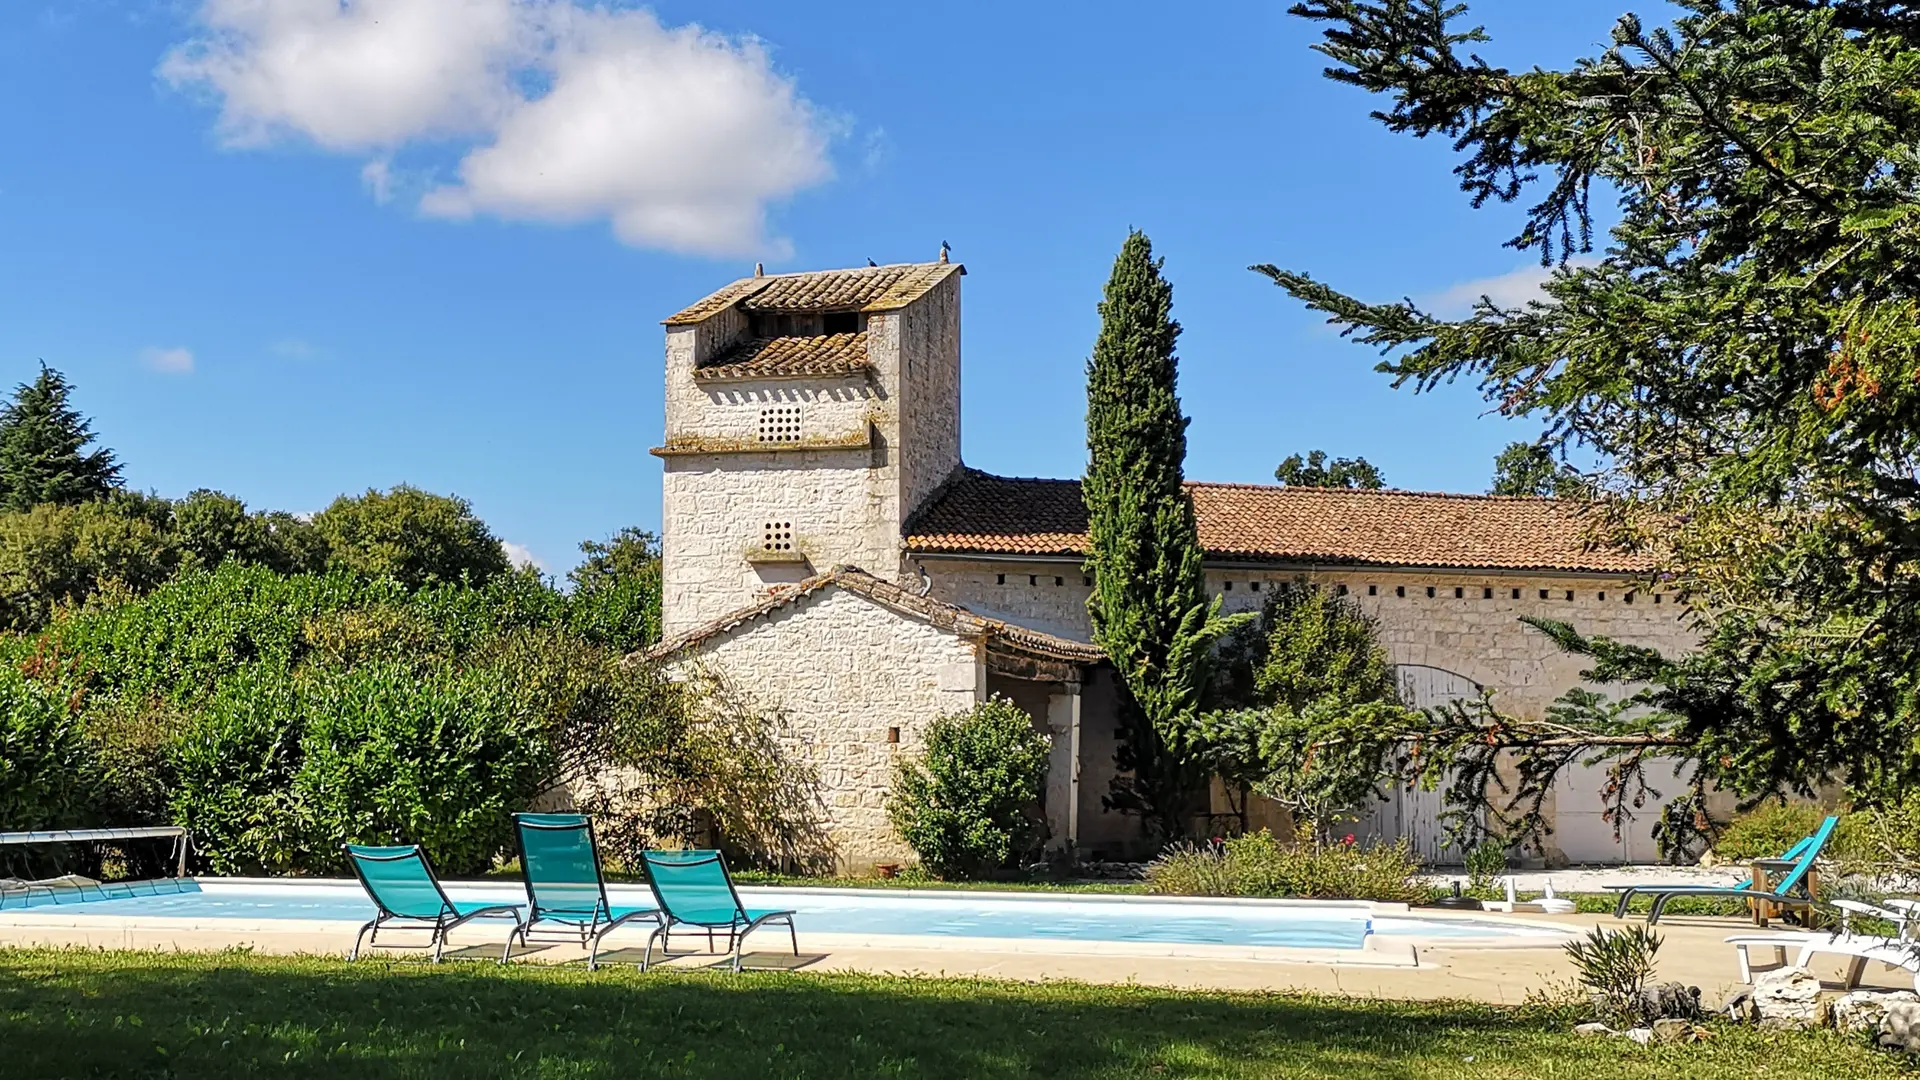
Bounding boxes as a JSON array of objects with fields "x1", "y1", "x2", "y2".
[{"x1": 1, "y1": 884, "x2": 1906, "y2": 1005}]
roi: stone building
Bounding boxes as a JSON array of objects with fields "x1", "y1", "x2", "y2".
[{"x1": 649, "y1": 259, "x2": 1696, "y2": 870}]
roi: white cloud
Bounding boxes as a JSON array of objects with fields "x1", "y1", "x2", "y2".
[
  {"x1": 1425, "y1": 258, "x2": 1600, "y2": 317},
  {"x1": 500, "y1": 540, "x2": 545, "y2": 572},
  {"x1": 162, "y1": 0, "x2": 833, "y2": 256},
  {"x1": 141, "y1": 346, "x2": 195, "y2": 374}
]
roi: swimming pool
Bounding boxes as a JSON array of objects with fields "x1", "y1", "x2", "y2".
[{"x1": 0, "y1": 879, "x2": 1570, "y2": 952}]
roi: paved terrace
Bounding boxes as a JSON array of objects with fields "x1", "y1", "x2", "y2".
[{"x1": 1, "y1": 906, "x2": 1897, "y2": 1006}]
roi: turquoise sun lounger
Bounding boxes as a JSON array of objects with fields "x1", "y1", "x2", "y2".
[
  {"x1": 1610, "y1": 815, "x2": 1839, "y2": 925},
  {"x1": 509, "y1": 813, "x2": 660, "y2": 969},
  {"x1": 344, "y1": 843, "x2": 523, "y2": 962},
  {"x1": 638, "y1": 849, "x2": 797, "y2": 973}
]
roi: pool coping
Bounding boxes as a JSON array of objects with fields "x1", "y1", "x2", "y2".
[{"x1": 0, "y1": 876, "x2": 1580, "y2": 967}]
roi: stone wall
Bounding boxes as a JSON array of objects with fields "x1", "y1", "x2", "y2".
[
  {"x1": 893, "y1": 273, "x2": 963, "y2": 533},
  {"x1": 925, "y1": 559, "x2": 1699, "y2": 718},
  {"x1": 683, "y1": 586, "x2": 984, "y2": 870}
]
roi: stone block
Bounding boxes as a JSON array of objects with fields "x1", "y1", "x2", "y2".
[
  {"x1": 1750, "y1": 966, "x2": 1824, "y2": 1029},
  {"x1": 1834, "y1": 990, "x2": 1919, "y2": 1035}
]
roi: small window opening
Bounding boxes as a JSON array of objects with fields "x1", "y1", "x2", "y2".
[
  {"x1": 1598, "y1": 591, "x2": 1607, "y2": 601},
  {"x1": 1654, "y1": 593, "x2": 1663, "y2": 604},
  {"x1": 1336, "y1": 583, "x2": 1349, "y2": 596},
  {"x1": 1368, "y1": 585, "x2": 1378, "y2": 596},
  {"x1": 1564, "y1": 590, "x2": 1574, "y2": 601},
  {"x1": 822, "y1": 311, "x2": 859, "y2": 335},
  {"x1": 1625, "y1": 591, "x2": 1635, "y2": 604},
  {"x1": 885, "y1": 727, "x2": 900, "y2": 744},
  {"x1": 1028, "y1": 575, "x2": 1037, "y2": 586},
  {"x1": 996, "y1": 573, "x2": 1005, "y2": 585},
  {"x1": 1425, "y1": 586, "x2": 1436, "y2": 598},
  {"x1": 1538, "y1": 589, "x2": 1549, "y2": 600},
  {"x1": 1395, "y1": 586, "x2": 1406, "y2": 598},
  {"x1": 1482, "y1": 587, "x2": 1493, "y2": 599},
  {"x1": 1055, "y1": 576, "x2": 1064, "y2": 587},
  {"x1": 1454, "y1": 587, "x2": 1464, "y2": 599},
  {"x1": 1512, "y1": 588, "x2": 1521, "y2": 599},
  {"x1": 1224, "y1": 581, "x2": 1233, "y2": 591},
  {"x1": 1083, "y1": 576, "x2": 1092, "y2": 587},
  {"x1": 1250, "y1": 581, "x2": 1261, "y2": 592},
  {"x1": 757, "y1": 405, "x2": 802, "y2": 443}
]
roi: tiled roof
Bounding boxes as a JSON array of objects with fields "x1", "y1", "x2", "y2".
[
  {"x1": 694, "y1": 332, "x2": 870, "y2": 381},
  {"x1": 646, "y1": 565, "x2": 1106, "y2": 665},
  {"x1": 903, "y1": 470, "x2": 1654, "y2": 575},
  {"x1": 663, "y1": 262, "x2": 963, "y2": 325}
]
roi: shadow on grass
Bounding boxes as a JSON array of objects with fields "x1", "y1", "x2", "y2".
[
  {"x1": 0, "y1": 948, "x2": 1898, "y2": 1079},
  {"x1": 0, "y1": 948, "x2": 1531, "y2": 1080}
]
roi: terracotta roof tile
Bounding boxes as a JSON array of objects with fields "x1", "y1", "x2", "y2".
[
  {"x1": 663, "y1": 262, "x2": 962, "y2": 325},
  {"x1": 903, "y1": 470, "x2": 1652, "y2": 575},
  {"x1": 646, "y1": 565, "x2": 1106, "y2": 664},
  {"x1": 694, "y1": 332, "x2": 870, "y2": 381}
]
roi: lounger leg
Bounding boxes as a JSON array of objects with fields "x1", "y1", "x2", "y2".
[
  {"x1": 1847, "y1": 955, "x2": 1869, "y2": 989},
  {"x1": 433, "y1": 919, "x2": 448, "y2": 964},
  {"x1": 1735, "y1": 944, "x2": 1753, "y2": 984},
  {"x1": 639, "y1": 924, "x2": 667, "y2": 973},
  {"x1": 1614, "y1": 889, "x2": 1635, "y2": 920},
  {"x1": 1648, "y1": 895, "x2": 1669, "y2": 926},
  {"x1": 788, "y1": 918, "x2": 798, "y2": 957},
  {"x1": 588, "y1": 928, "x2": 604, "y2": 972},
  {"x1": 350, "y1": 919, "x2": 377, "y2": 961}
]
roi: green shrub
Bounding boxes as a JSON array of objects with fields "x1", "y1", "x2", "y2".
[
  {"x1": 1564, "y1": 925, "x2": 1662, "y2": 1025},
  {"x1": 1713, "y1": 802, "x2": 1831, "y2": 862},
  {"x1": 1146, "y1": 830, "x2": 1426, "y2": 902},
  {"x1": 888, "y1": 697, "x2": 1050, "y2": 879},
  {"x1": 0, "y1": 666, "x2": 95, "y2": 845},
  {"x1": 165, "y1": 666, "x2": 305, "y2": 875},
  {"x1": 293, "y1": 663, "x2": 551, "y2": 876}
]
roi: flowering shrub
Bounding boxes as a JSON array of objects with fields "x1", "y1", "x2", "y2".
[{"x1": 1144, "y1": 829, "x2": 1425, "y2": 902}]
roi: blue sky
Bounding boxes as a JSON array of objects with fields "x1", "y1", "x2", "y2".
[{"x1": 0, "y1": 1, "x2": 1667, "y2": 575}]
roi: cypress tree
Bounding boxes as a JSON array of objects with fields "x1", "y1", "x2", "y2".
[
  {"x1": 1083, "y1": 231, "x2": 1247, "y2": 839},
  {"x1": 0, "y1": 365, "x2": 121, "y2": 512}
]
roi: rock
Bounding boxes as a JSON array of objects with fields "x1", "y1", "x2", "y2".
[
  {"x1": 1651, "y1": 1018, "x2": 1693, "y2": 1043},
  {"x1": 1880, "y1": 1001, "x2": 1920, "y2": 1053},
  {"x1": 1639, "y1": 981, "x2": 1704, "y2": 1021},
  {"x1": 1624, "y1": 1027, "x2": 1655, "y2": 1045},
  {"x1": 1833, "y1": 990, "x2": 1920, "y2": 1035},
  {"x1": 1751, "y1": 966, "x2": 1824, "y2": 1029},
  {"x1": 1572, "y1": 1022, "x2": 1615, "y2": 1037}
]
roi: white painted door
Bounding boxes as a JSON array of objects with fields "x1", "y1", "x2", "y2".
[
  {"x1": 1550, "y1": 756, "x2": 1693, "y2": 865},
  {"x1": 1346, "y1": 665, "x2": 1484, "y2": 865}
]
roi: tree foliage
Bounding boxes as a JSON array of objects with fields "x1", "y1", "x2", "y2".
[
  {"x1": 1252, "y1": 0, "x2": 1920, "y2": 835},
  {"x1": 566, "y1": 527, "x2": 663, "y2": 652},
  {"x1": 312, "y1": 485, "x2": 510, "y2": 590},
  {"x1": 1274, "y1": 449, "x2": 1386, "y2": 489},
  {"x1": 1195, "y1": 582, "x2": 1417, "y2": 829},
  {"x1": 1489, "y1": 441, "x2": 1585, "y2": 498},
  {"x1": 0, "y1": 365, "x2": 120, "y2": 512},
  {"x1": 1084, "y1": 231, "x2": 1250, "y2": 837}
]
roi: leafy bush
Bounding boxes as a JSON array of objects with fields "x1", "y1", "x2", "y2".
[
  {"x1": 888, "y1": 696, "x2": 1051, "y2": 879},
  {"x1": 580, "y1": 664, "x2": 830, "y2": 874},
  {"x1": 294, "y1": 663, "x2": 550, "y2": 876},
  {"x1": 1145, "y1": 830, "x2": 1426, "y2": 902},
  {"x1": 1464, "y1": 839, "x2": 1508, "y2": 890},
  {"x1": 1564, "y1": 925, "x2": 1662, "y2": 1025},
  {"x1": 165, "y1": 666, "x2": 305, "y2": 875},
  {"x1": 0, "y1": 666, "x2": 94, "y2": 839},
  {"x1": 564, "y1": 528, "x2": 662, "y2": 653},
  {"x1": 1712, "y1": 802, "x2": 1832, "y2": 862}
]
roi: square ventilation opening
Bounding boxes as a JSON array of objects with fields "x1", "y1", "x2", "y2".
[
  {"x1": 757, "y1": 406, "x2": 802, "y2": 443},
  {"x1": 762, "y1": 521, "x2": 795, "y2": 553}
]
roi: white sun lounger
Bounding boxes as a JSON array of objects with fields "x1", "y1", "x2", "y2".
[{"x1": 1727, "y1": 931, "x2": 1920, "y2": 990}]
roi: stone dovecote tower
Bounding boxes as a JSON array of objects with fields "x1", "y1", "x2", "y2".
[{"x1": 653, "y1": 259, "x2": 965, "y2": 636}]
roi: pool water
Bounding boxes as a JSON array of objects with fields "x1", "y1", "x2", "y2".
[{"x1": 1, "y1": 880, "x2": 1564, "y2": 950}]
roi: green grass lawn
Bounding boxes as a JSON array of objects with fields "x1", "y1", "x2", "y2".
[{"x1": 0, "y1": 948, "x2": 1900, "y2": 1079}]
